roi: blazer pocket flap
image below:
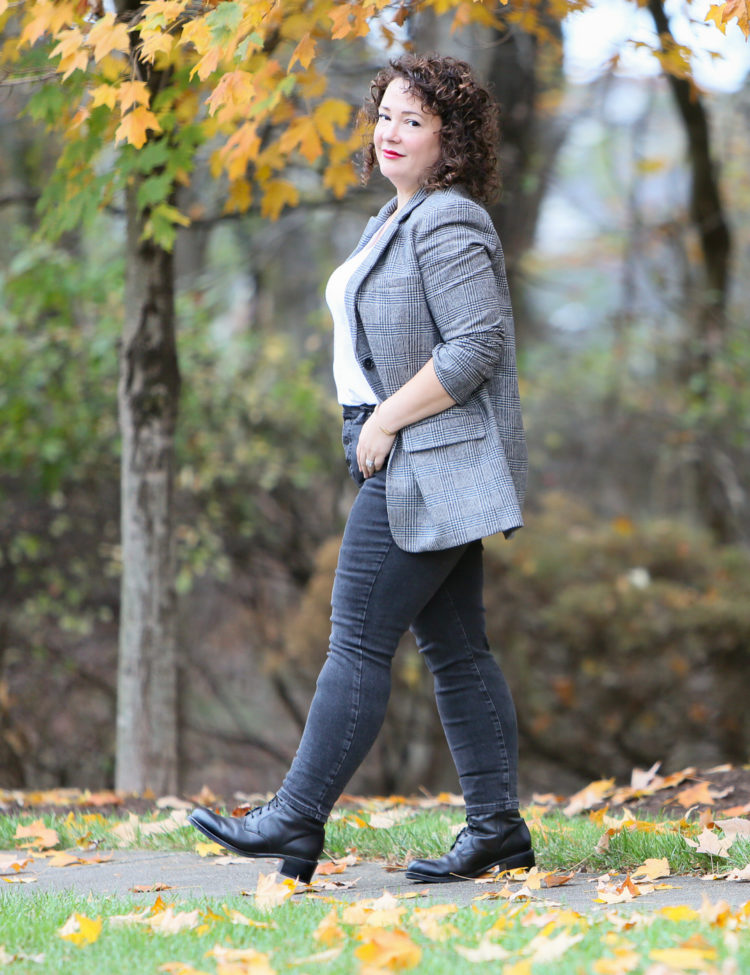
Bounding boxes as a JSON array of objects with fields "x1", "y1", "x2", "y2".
[{"x1": 401, "y1": 410, "x2": 487, "y2": 452}]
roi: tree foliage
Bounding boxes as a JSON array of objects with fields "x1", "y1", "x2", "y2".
[{"x1": 2, "y1": 0, "x2": 746, "y2": 245}]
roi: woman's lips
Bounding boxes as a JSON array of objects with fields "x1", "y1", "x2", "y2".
[{"x1": 381, "y1": 149, "x2": 404, "y2": 159}]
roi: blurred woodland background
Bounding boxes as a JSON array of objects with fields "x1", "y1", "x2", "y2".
[{"x1": 1, "y1": 0, "x2": 749, "y2": 800}]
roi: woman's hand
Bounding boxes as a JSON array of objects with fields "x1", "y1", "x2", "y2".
[{"x1": 356, "y1": 412, "x2": 396, "y2": 479}]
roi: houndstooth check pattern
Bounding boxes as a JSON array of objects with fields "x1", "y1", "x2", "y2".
[{"x1": 343, "y1": 186, "x2": 527, "y2": 553}]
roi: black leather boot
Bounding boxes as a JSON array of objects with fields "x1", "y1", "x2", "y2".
[
  {"x1": 188, "y1": 796, "x2": 325, "y2": 884},
  {"x1": 405, "y1": 809, "x2": 535, "y2": 883}
]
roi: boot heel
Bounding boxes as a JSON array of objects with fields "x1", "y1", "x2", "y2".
[
  {"x1": 501, "y1": 849, "x2": 536, "y2": 871},
  {"x1": 280, "y1": 855, "x2": 318, "y2": 884}
]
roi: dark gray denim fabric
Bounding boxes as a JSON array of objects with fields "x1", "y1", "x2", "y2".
[{"x1": 277, "y1": 409, "x2": 519, "y2": 823}]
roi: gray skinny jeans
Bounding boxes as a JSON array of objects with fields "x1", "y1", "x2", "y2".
[{"x1": 277, "y1": 407, "x2": 520, "y2": 823}]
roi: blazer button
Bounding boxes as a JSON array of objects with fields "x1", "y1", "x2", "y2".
[{"x1": 363, "y1": 357, "x2": 375, "y2": 370}]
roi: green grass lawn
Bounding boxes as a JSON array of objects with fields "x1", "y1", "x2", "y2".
[{"x1": 1, "y1": 886, "x2": 749, "y2": 975}]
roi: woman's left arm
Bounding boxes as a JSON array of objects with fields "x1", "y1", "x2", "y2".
[
  {"x1": 357, "y1": 200, "x2": 507, "y2": 479},
  {"x1": 356, "y1": 358, "x2": 455, "y2": 478}
]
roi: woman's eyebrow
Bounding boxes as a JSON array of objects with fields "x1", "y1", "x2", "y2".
[{"x1": 380, "y1": 104, "x2": 425, "y2": 117}]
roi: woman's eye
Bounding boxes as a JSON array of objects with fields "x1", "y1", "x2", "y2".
[{"x1": 377, "y1": 113, "x2": 390, "y2": 120}]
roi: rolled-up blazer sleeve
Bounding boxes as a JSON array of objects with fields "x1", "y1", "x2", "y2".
[{"x1": 415, "y1": 204, "x2": 510, "y2": 406}]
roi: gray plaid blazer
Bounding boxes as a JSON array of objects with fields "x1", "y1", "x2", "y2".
[{"x1": 344, "y1": 185, "x2": 527, "y2": 552}]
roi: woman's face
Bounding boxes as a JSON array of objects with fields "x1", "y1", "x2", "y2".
[{"x1": 374, "y1": 79, "x2": 442, "y2": 202}]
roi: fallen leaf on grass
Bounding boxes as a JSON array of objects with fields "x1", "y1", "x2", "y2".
[
  {"x1": 156, "y1": 795, "x2": 193, "y2": 810},
  {"x1": 564, "y1": 778, "x2": 615, "y2": 816},
  {"x1": 312, "y1": 908, "x2": 346, "y2": 946},
  {"x1": 0, "y1": 946, "x2": 45, "y2": 965},
  {"x1": 222, "y1": 907, "x2": 277, "y2": 928},
  {"x1": 145, "y1": 906, "x2": 202, "y2": 935},
  {"x1": 369, "y1": 807, "x2": 416, "y2": 829},
  {"x1": 649, "y1": 946, "x2": 717, "y2": 968},
  {"x1": 58, "y1": 913, "x2": 102, "y2": 946},
  {"x1": 131, "y1": 883, "x2": 175, "y2": 893},
  {"x1": 14, "y1": 820, "x2": 59, "y2": 850},
  {"x1": 342, "y1": 891, "x2": 406, "y2": 927},
  {"x1": 683, "y1": 827, "x2": 734, "y2": 857},
  {"x1": 110, "y1": 810, "x2": 189, "y2": 845},
  {"x1": 206, "y1": 944, "x2": 275, "y2": 974},
  {"x1": 526, "y1": 930, "x2": 585, "y2": 963},
  {"x1": 159, "y1": 964, "x2": 212, "y2": 975},
  {"x1": 355, "y1": 927, "x2": 421, "y2": 970},
  {"x1": 454, "y1": 939, "x2": 511, "y2": 962},
  {"x1": 288, "y1": 946, "x2": 343, "y2": 965},
  {"x1": 593, "y1": 947, "x2": 641, "y2": 973},
  {"x1": 248, "y1": 871, "x2": 296, "y2": 910},
  {"x1": 714, "y1": 818, "x2": 750, "y2": 839},
  {"x1": 0, "y1": 855, "x2": 31, "y2": 874}
]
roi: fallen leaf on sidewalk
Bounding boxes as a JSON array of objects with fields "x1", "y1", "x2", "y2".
[
  {"x1": 0, "y1": 855, "x2": 31, "y2": 874},
  {"x1": 195, "y1": 841, "x2": 224, "y2": 857},
  {"x1": 631, "y1": 858, "x2": 670, "y2": 882},
  {"x1": 726, "y1": 865, "x2": 750, "y2": 881},
  {"x1": 595, "y1": 874, "x2": 643, "y2": 904},
  {"x1": 131, "y1": 883, "x2": 174, "y2": 893},
  {"x1": 1, "y1": 875, "x2": 37, "y2": 884}
]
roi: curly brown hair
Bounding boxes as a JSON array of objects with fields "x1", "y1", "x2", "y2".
[{"x1": 360, "y1": 53, "x2": 500, "y2": 204}]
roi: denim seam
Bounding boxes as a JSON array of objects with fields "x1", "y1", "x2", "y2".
[
  {"x1": 316, "y1": 513, "x2": 395, "y2": 818},
  {"x1": 441, "y1": 583, "x2": 513, "y2": 807}
]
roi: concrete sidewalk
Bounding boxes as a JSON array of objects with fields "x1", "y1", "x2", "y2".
[{"x1": 3, "y1": 850, "x2": 749, "y2": 912}]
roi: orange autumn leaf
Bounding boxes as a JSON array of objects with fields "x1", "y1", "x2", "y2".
[
  {"x1": 289, "y1": 32, "x2": 316, "y2": 70},
  {"x1": 260, "y1": 180, "x2": 299, "y2": 221},
  {"x1": 354, "y1": 927, "x2": 422, "y2": 970},
  {"x1": 115, "y1": 106, "x2": 163, "y2": 148},
  {"x1": 14, "y1": 819, "x2": 59, "y2": 850}
]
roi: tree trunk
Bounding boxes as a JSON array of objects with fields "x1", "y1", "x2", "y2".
[
  {"x1": 116, "y1": 180, "x2": 181, "y2": 793},
  {"x1": 647, "y1": 0, "x2": 735, "y2": 542}
]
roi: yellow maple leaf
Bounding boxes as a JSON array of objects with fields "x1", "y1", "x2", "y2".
[
  {"x1": 194, "y1": 840, "x2": 223, "y2": 857},
  {"x1": 631, "y1": 857, "x2": 671, "y2": 882},
  {"x1": 207, "y1": 944, "x2": 275, "y2": 973},
  {"x1": 58, "y1": 912, "x2": 102, "y2": 946},
  {"x1": 312, "y1": 908, "x2": 345, "y2": 946},
  {"x1": 224, "y1": 179, "x2": 253, "y2": 214},
  {"x1": 650, "y1": 946, "x2": 718, "y2": 968},
  {"x1": 87, "y1": 13, "x2": 130, "y2": 62},
  {"x1": 252, "y1": 871, "x2": 296, "y2": 910},
  {"x1": 593, "y1": 948, "x2": 640, "y2": 974},
  {"x1": 289, "y1": 32, "x2": 316, "y2": 70},
  {"x1": 277, "y1": 116, "x2": 323, "y2": 163},
  {"x1": 50, "y1": 26, "x2": 89, "y2": 79},
  {"x1": 115, "y1": 107, "x2": 162, "y2": 149},
  {"x1": 314, "y1": 98, "x2": 351, "y2": 144},
  {"x1": 90, "y1": 85, "x2": 119, "y2": 110},
  {"x1": 138, "y1": 31, "x2": 175, "y2": 63},
  {"x1": 117, "y1": 81, "x2": 151, "y2": 111}
]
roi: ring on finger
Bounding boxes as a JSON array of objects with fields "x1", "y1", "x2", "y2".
[{"x1": 366, "y1": 458, "x2": 376, "y2": 468}]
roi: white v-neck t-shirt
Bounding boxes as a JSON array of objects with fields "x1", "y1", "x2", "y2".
[{"x1": 326, "y1": 214, "x2": 395, "y2": 407}]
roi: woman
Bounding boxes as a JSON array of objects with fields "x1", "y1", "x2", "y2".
[{"x1": 190, "y1": 53, "x2": 535, "y2": 884}]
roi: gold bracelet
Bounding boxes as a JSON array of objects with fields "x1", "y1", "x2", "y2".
[{"x1": 375, "y1": 403, "x2": 397, "y2": 437}]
